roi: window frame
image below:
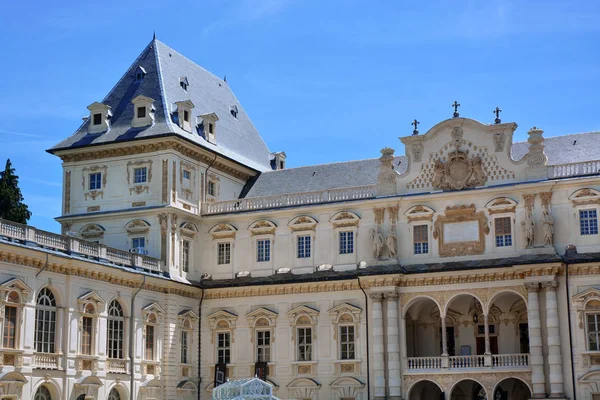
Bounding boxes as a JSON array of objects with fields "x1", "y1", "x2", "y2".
[
  {"x1": 3, "y1": 302, "x2": 18, "y2": 349},
  {"x1": 92, "y1": 113, "x2": 102, "y2": 126},
  {"x1": 133, "y1": 167, "x2": 147, "y2": 184},
  {"x1": 339, "y1": 324, "x2": 356, "y2": 361},
  {"x1": 35, "y1": 288, "x2": 57, "y2": 354},
  {"x1": 89, "y1": 172, "x2": 102, "y2": 191},
  {"x1": 132, "y1": 237, "x2": 146, "y2": 250},
  {"x1": 181, "y1": 239, "x2": 191, "y2": 273},
  {"x1": 297, "y1": 234, "x2": 312, "y2": 259},
  {"x1": 216, "y1": 331, "x2": 231, "y2": 364},
  {"x1": 256, "y1": 329, "x2": 271, "y2": 363},
  {"x1": 338, "y1": 231, "x2": 355, "y2": 255},
  {"x1": 256, "y1": 238, "x2": 271, "y2": 263},
  {"x1": 217, "y1": 241, "x2": 232, "y2": 265},
  {"x1": 413, "y1": 224, "x2": 429, "y2": 255},
  {"x1": 587, "y1": 312, "x2": 600, "y2": 351},
  {"x1": 107, "y1": 300, "x2": 125, "y2": 360},
  {"x1": 137, "y1": 106, "x2": 146, "y2": 119},
  {"x1": 144, "y1": 315, "x2": 157, "y2": 361},
  {"x1": 494, "y1": 216, "x2": 514, "y2": 248},
  {"x1": 580, "y1": 208, "x2": 599, "y2": 236}
]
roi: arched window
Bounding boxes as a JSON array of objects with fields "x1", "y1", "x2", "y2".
[
  {"x1": 3, "y1": 290, "x2": 21, "y2": 349},
  {"x1": 108, "y1": 388, "x2": 121, "y2": 400},
  {"x1": 35, "y1": 288, "x2": 57, "y2": 353},
  {"x1": 107, "y1": 300, "x2": 124, "y2": 360},
  {"x1": 34, "y1": 385, "x2": 52, "y2": 400}
]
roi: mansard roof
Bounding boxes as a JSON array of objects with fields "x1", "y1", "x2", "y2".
[
  {"x1": 244, "y1": 130, "x2": 600, "y2": 198},
  {"x1": 48, "y1": 39, "x2": 272, "y2": 172}
]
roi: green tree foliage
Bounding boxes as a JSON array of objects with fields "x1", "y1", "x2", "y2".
[{"x1": 0, "y1": 159, "x2": 31, "y2": 223}]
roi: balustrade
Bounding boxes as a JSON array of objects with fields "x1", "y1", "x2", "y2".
[
  {"x1": 492, "y1": 353, "x2": 529, "y2": 367},
  {"x1": 449, "y1": 355, "x2": 485, "y2": 369},
  {"x1": 407, "y1": 356, "x2": 442, "y2": 370},
  {"x1": 107, "y1": 358, "x2": 128, "y2": 373},
  {"x1": 33, "y1": 353, "x2": 59, "y2": 369},
  {"x1": 548, "y1": 161, "x2": 600, "y2": 179}
]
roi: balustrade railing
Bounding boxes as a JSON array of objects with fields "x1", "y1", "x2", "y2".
[
  {"x1": 0, "y1": 219, "x2": 164, "y2": 274},
  {"x1": 449, "y1": 355, "x2": 485, "y2": 369},
  {"x1": 548, "y1": 161, "x2": 600, "y2": 179},
  {"x1": 407, "y1": 356, "x2": 442, "y2": 370},
  {"x1": 202, "y1": 185, "x2": 376, "y2": 215},
  {"x1": 107, "y1": 358, "x2": 128, "y2": 373},
  {"x1": 492, "y1": 353, "x2": 529, "y2": 367},
  {"x1": 33, "y1": 352, "x2": 60, "y2": 369}
]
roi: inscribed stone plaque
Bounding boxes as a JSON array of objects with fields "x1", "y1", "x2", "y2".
[{"x1": 443, "y1": 221, "x2": 479, "y2": 243}]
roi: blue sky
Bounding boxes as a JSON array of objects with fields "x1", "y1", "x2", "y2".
[{"x1": 0, "y1": 0, "x2": 599, "y2": 232}]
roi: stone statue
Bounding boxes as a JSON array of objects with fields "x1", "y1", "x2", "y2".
[
  {"x1": 542, "y1": 209, "x2": 554, "y2": 246},
  {"x1": 522, "y1": 212, "x2": 535, "y2": 248},
  {"x1": 432, "y1": 159, "x2": 445, "y2": 188},
  {"x1": 370, "y1": 228, "x2": 384, "y2": 260},
  {"x1": 386, "y1": 231, "x2": 397, "y2": 258}
]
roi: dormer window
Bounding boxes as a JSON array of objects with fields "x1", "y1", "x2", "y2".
[
  {"x1": 174, "y1": 100, "x2": 195, "y2": 132},
  {"x1": 134, "y1": 66, "x2": 146, "y2": 83},
  {"x1": 209, "y1": 123, "x2": 214, "y2": 134},
  {"x1": 271, "y1": 151, "x2": 286, "y2": 170},
  {"x1": 230, "y1": 105, "x2": 238, "y2": 118},
  {"x1": 200, "y1": 112, "x2": 219, "y2": 144},
  {"x1": 131, "y1": 95, "x2": 155, "y2": 128},
  {"x1": 87, "y1": 102, "x2": 112, "y2": 134},
  {"x1": 180, "y1": 76, "x2": 189, "y2": 91}
]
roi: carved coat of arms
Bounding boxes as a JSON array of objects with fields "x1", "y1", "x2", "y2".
[{"x1": 432, "y1": 150, "x2": 487, "y2": 191}]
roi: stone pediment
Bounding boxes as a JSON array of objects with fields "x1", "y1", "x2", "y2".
[
  {"x1": 209, "y1": 223, "x2": 237, "y2": 239},
  {"x1": 0, "y1": 278, "x2": 32, "y2": 297}
]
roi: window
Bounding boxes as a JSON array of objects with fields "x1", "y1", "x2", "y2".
[
  {"x1": 339, "y1": 231, "x2": 354, "y2": 254},
  {"x1": 137, "y1": 106, "x2": 146, "y2": 118},
  {"x1": 182, "y1": 240, "x2": 190, "y2": 272},
  {"x1": 92, "y1": 113, "x2": 102, "y2": 125},
  {"x1": 134, "y1": 167, "x2": 147, "y2": 184},
  {"x1": 340, "y1": 325, "x2": 355, "y2": 360},
  {"x1": 209, "y1": 123, "x2": 214, "y2": 134},
  {"x1": 89, "y1": 172, "x2": 102, "y2": 190},
  {"x1": 108, "y1": 388, "x2": 121, "y2": 400},
  {"x1": 81, "y1": 316, "x2": 93, "y2": 355},
  {"x1": 183, "y1": 110, "x2": 189, "y2": 122},
  {"x1": 217, "y1": 332, "x2": 231, "y2": 364},
  {"x1": 257, "y1": 239, "x2": 271, "y2": 262},
  {"x1": 34, "y1": 386, "x2": 52, "y2": 400},
  {"x1": 581, "y1": 209, "x2": 599, "y2": 235},
  {"x1": 132, "y1": 237, "x2": 145, "y2": 249},
  {"x1": 35, "y1": 288, "x2": 57, "y2": 353},
  {"x1": 136, "y1": 72, "x2": 143, "y2": 82},
  {"x1": 218, "y1": 242, "x2": 231, "y2": 265},
  {"x1": 107, "y1": 300, "x2": 124, "y2": 359},
  {"x1": 413, "y1": 224, "x2": 429, "y2": 254},
  {"x1": 495, "y1": 217, "x2": 512, "y2": 247},
  {"x1": 208, "y1": 181, "x2": 216, "y2": 196},
  {"x1": 588, "y1": 313, "x2": 600, "y2": 351},
  {"x1": 145, "y1": 325, "x2": 155, "y2": 360},
  {"x1": 3, "y1": 303, "x2": 17, "y2": 349},
  {"x1": 181, "y1": 330, "x2": 189, "y2": 364},
  {"x1": 256, "y1": 330, "x2": 271, "y2": 362},
  {"x1": 183, "y1": 169, "x2": 191, "y2": 180},
  {"x1": 297, "y1": 327, "x2": 312, "y2": 361},
  {"x1": 297, "y1": 235, "x2": 311, "y2": 258}
]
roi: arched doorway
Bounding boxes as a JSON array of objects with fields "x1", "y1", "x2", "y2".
[
  {"x1": 450, "y1": 379, "x2": 487, "y2": 400},
  {"x1": 34, "y1": 386, "x2": 52, "y2": 400},
  {"x1": 408, "y1": 380, "x2": 443, "y2": 400},
  {"x1": 404, "y1": 297, "x2": 443, "y2": 360},
  {"x1": 493, "y1": 378, "x2": 531, "y2": 400}
]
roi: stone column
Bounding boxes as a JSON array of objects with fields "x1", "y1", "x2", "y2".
[
  {"x1": 544, "y1": 280, "x2": 566, "y2": 398},
  {"x1": 385, "y1": 292, "x2": 401, "y2": 400},
  {"x1": 483, "y1": 313, "x2": 492, "y2": 367},
  {"x1": 526, "y1": 282, "x2": 546, "y2": 398},
  {"x1": 399, "y1": 315, "x2": 408, "y2": 372},
  {"x1": 441, "y1": 315, "x2": 448, "y2": 356},
  {"x1": 371, "y1": 292, "x2": 386, "y2": 400}
]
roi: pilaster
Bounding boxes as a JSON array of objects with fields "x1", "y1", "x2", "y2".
[
  {"x1": 370, "y1": 292, "x2": 386, "y2": 400},
  {"x1": 543, "y1": 279, "x2": 567, "y2": 399},
  {"x1": 385, "y1": 292, "x2": 401, "y2": 400},
  {"x1": 526, "y1": 282, "x2": 546, "y2": 398}
]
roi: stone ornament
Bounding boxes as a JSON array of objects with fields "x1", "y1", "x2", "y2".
[
  {"x1": 493, "y1": 131, "x2": 506, "y2": 152},
  {"x1": 432, "y1": 150, "x2": 487, "y2": 191},
  {"x1": 386, "y1": 231, "x2": 397, "y2": 258},
  {"x1": 411, "y1": 143, "x2": 424, "y2": 162},
  {"x1": 369, "y1": 228, "x2": 384, "y2": 260},
  {"x1": 526, "y1": 126, "x2": 548, "y2": 166},
  {"x1": 523, "y1": 212, "x2": 535, "y2": 248}
]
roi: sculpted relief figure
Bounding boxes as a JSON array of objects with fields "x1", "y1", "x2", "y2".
[
  {"x1": 370, "y1": 228, "x2": 384, "y2": 260},
  {"x1": 386, "y1": 231, "x2": 397, "y2": 259},
  {"x1": 542, "y1": 209, "x2": 554, "y2": 246},
  {"x1": 432, "y1": 159, "x2": 445, "y2": 188},
  {"x1": 522, "y1": 212, "x2": 535, "y2": 248}
]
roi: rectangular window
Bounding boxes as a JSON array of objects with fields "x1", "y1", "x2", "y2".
[
  {"x1": 339, "y1": 231, "x2": 354, "y2": 255},
  {"x1": 35, "y1": 308, "x2": 56, "y2": 353},
  {"x1": 132, "y1": 237, "x2": 145, "y2": 249},
  {"x1": 183, "y1": 170, "x2": 191, "y2": 180},
  {"x1": 134, "y1": 167, "x2": 147, "y2": 184},
  {"x1": 137, "y1": 106, "x2": 146, "y2": 118},
  {"x1": 495, "y1": 217, "x2": 513, "y2": 247},
  {"x1": 256, "y1": 330, "x2": 271, "y2": 362},
  {"x1": 209, "y1": 123, "x2": 214, "y2": 134},
  {"x1": 217, "y1": 332, "x2": 231, "y2": 364},
  {"x1": 2, "y1": 306, "x2": 17, "y2": 349},
  {"x1": 297, "y1": 235, "x2": 311, "y2": 258},
  {"x1": 145, "y1": 325, "x2": 155, "y2": 360},
  {"x1": 581, "y1": 209, "x2": 599, "y2": 235},
  {"x1": 107, "y1": 318, "x2": 124, "y2": 359},
  {"x1": 81, "y1": 316, "x2": 93, "y2": 355},
  {"x1": 208, "y1": 181, "x2": 216, "y2": 196},
  {"x1": 257, "y1": 239, "x2": 271, "y2": 262},
  {"x1": 183, "y1": 110, "x2": 189, "y2": 122},
  {"x1": 89, "y1": 172, "x2": 102, "y2": 190},
  {"x1": 182, "y1": 240, "x2": 190, "y2": 272},
  {"x1": 340, "y1": 325, "x2": 355, "y2": 360},
  {"x1": 413, "y1": 225, "x2": 429, "y2": 254},
  {"x1": 297, "y1": 327, "x2": 312, "y2": 361},
  {"x1": 217, "y1": 242, "x2": 231, "y2": 265},
  {"x1": 93, "y1": 113, "x2": 102, "y2": 125},
  {"x1": 181, "y1": 330, "x2": 189, "y2": 364},
  {"x1": 588, "y1": 313, "x2": 600, "y2": 351}
]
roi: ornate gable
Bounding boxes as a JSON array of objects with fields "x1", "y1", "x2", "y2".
[
  {"x1": 288, "y1": 216, "x2": 318, "y2": 232},
  {"x1": 328, "y1": 303, "x2": 362, "y2": 322},
  {"x1": 485, "y1": 197, "x2": 518, "y2": 214},
  {"x1": 209, "y1": 223, "x2": 237, "y2": 239},
  {"x1": 124, "y1": 219, "x2": 151, "y2": 235},
  {"x1": 207, "y1": 310, "x2": 238, "y2": 330},
  {"x1": 79, "y1": 224, "x2": 105, "y2": 239},
  {"x1": 248, "y1": 219, "x2": 277, "y2": 235},
  {"x1": 246, "y1": 307, "x2": 278, "y2": 326},
  {"x1": 0, "y1": 278, "x2": 32, "y2": 298},
  {"x1": 180, "y1": 222, "x2": 198, "y2": 238},
  {"x1": 77, "y1": 291, "x2": 106, "y2": 313},
  {"x1": 404, "y1": 205, "x2": 435, "y2": 222},
  {"x1": 288, "y1": 305, "x2": 319, "y2": 324},
  {"x1": 330, "y1": 212, "x2": 360, "y2": 228},
  {"x1": 569, "y1": 188, "x2": 600, "y2": 206},
  {"x1": 178, "y1": 309, "x2": 199, "y2": 320},
  {"x1": 142, "y1": 302, "x2": 166, "y2": 315}
]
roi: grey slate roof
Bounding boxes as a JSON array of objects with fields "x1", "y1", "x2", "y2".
[
  {"x1": 245, "y1": 132, "x2": 600, "y2": 198},
  {"x1": 49, "y1": 39, "x2": 272, "y2": 172}
]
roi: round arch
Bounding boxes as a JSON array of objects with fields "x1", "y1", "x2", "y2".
[
  {"x1": 32, "y1": 380, "x2": 61, "y2": 400},
  {"x1": 106, "y1": 381, "x2": 129, "y2": 400},
  {"x1": 106, "y1": 297, "x2": 129, "y2": 318},
  {"x1": 448, "y1": 378, "x2": 488, "y2": 400},
  {"x1": 36, "y1": 285, "x2": 63, "y2": 308},
  {"x1": 491, "y1": 377, "x2": 532, "y2": 400},
  {"x1": 402, "y1": 295, "x2": 443, "y2": 318},
  {"x1": 486, "y1": 289, "x2": 527, "y2": 315},
  {"x1": 444, "y1": 292, "x2": 484, "y2": 317},
  {"x1": 406, "y1": 379, "x2": 443, "y2": 400}
]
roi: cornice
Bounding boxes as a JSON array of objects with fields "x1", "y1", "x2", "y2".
[{"x1": 54, "y1": 137, "x2": 256, "y2": 181}]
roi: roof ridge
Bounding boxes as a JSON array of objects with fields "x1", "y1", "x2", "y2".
[
  {"x1": 261, "y1": 155, "x2": 406, "y2": 174},
  {"x1": 153, "y1": 39, "x2": 177, "y2": 132}
]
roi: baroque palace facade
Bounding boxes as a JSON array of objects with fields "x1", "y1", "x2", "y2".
[{"x1": 1, "y1": 38, "x2": 600, "y2": 400}]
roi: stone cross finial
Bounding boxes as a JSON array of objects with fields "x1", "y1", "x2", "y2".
[
  {"x1": 452, "y1": 101, "x2": 460, "y2": 118},
  {"x1": 411, "y1": 119, "x2": 420, "y2": 135},
  {"x1": 493, "y1": 107, "x2": 502, "y2": 124}
]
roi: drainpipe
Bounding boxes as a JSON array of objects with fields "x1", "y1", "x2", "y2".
[
  {"x1": 358, "y1": 277, "x2": 371, "y2": 400},
  {"x1": 130, "y1": 274, "x2": 146, "y2": 400},
  {"x1": 203, "y1": 155, "x2": 218, "y2": 204},
  {"x1": 197, "y1": 286, "x2": 205, "y2": 400},
  {"x1": 35, "y1": 253, "x2": 49, "y2": 278},
  {"x1": 565, "y1": 258, "x2": 577, "y2": 400}
]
